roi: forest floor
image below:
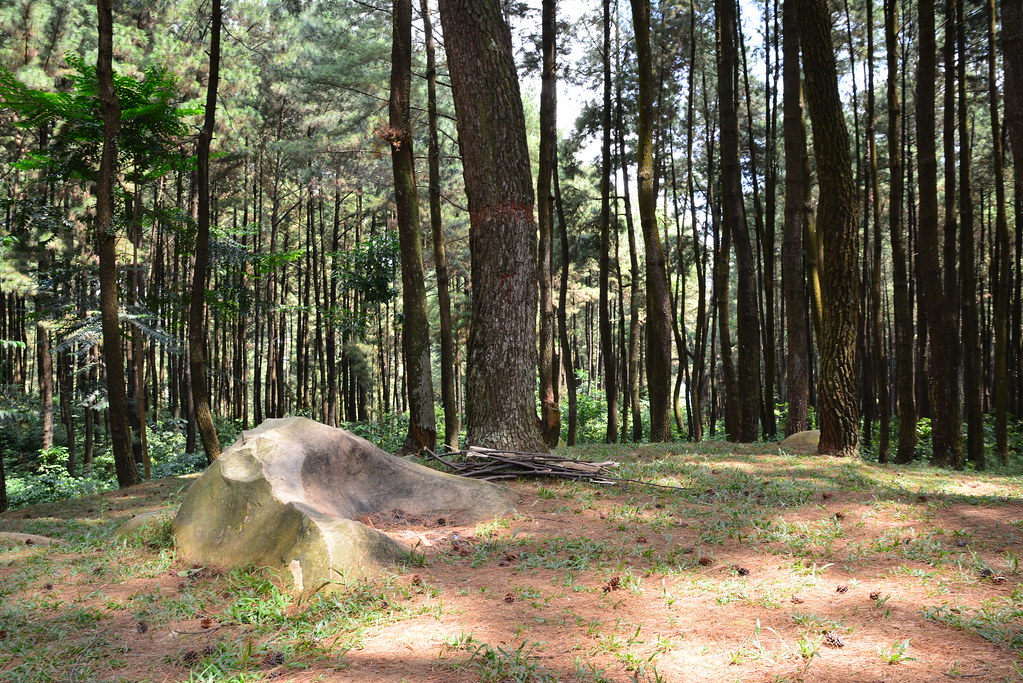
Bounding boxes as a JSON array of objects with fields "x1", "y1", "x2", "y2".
[{"x1": 2, "y1": 441, "x2": 1023, "y2": 682}]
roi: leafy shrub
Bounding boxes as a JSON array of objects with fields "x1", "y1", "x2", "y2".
[
  {"x1": 5, "y1": 446, "x2": 111, "y2": 509},
  {"x1": 148, "y1": 421, "x2": 206, "y2": 477},
  {"x1": 575, "y1": 385, "x2": 608, "y2": 443},
  {"x1": 341, "y1": 412, "x2": 409, "y2": 453}
]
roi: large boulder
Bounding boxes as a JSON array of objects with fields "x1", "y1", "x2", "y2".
[
  {"x1": 778, "y1": 429, "x2": 821, "y2": 453},
  {"x1": 173, "y1": 417, "x2": 514, "y2": 593}
]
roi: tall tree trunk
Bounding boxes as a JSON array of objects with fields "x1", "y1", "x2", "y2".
[
  {"x1": 631, "y1": 0, "x2": 674, "y2": 441},
  {"x1": 537, "y1": 0, "x2": 560, "y2": 446},
  {"x1": 189, "y1": 0, "x2": 223, "y2": 463},
  {"x1": 390, "y1": 0, "x2": 436, "y2": 454},
  {"x1": 759, "y1": 0, "x2": 780, "y2": 441},
  {"x1": 96, "y1": 0, "x2": 140, "y2": 487},
  {"x1": 917, "y1": 0, "x2": 964, "y2": 468},
  {"x1": 599, "y1": 0, "x2": 619, "y2": 443},
  {"x1": 438, "y1": 0, "x2": 546, "y2": 452},
  {"x1": 554, "y1": 146, "x2": 579, "y2": 446},
  {"x1": 613, "y1": 40, "x2": 643, "y2": 442},
  {"x1": 802, "y1": 0, "x2": 861, "y2": 457},
  {"x1": 957, "y1": 0, "x2": 982, "y2": 469},
  {"x1": 991, "y1": 0, "x2": 1011, "y2": 465},
  {"x1": 866, "y1": 0, "x2": 890, "y2": 463},
  {"x1": 886, "y1": 0, "x2": 917, "y2": 463},
  {"x1": 719, "y1": 0, "x2": 761, "y2": 442},
  {"x1": 420, "y1": 0, "x2": 459, "y2": 450},
  {"x1": 781, "y1": 0, "x2": 810, "y2": 436},
  {"x1": 686, "y1": 0, "x2": 707, "y2": 441},
  {"x1": 1002, "y1": 1, "x2": 1023, "y2": 426}
]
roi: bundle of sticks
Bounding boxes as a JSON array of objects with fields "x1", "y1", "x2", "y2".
[{"x1": 423, "y1": 446, "x2": 691, "y2": 492}]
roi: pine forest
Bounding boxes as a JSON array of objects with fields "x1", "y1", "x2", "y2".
[{"x1": 2, "y1": 0, "x2": 1023, "y2": 502}]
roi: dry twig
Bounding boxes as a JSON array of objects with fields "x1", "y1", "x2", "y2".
[{"x1": 423, "y1": 448, "x2": 692, "y2": 492}]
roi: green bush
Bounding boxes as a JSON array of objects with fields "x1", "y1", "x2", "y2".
[
  {"x1": 5, "y1": 446, "x2": 111, "y2": 509},
  {"x1": 342, "y1": 412, "x2": 409, "y2": 453},
  {"x1": 148, "y1": 420, "x2": 206, "y2": 477}
]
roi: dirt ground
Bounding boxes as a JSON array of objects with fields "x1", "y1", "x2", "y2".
[{"x1": 1, "y1": 442, "x2": 1022, "y2": 682}]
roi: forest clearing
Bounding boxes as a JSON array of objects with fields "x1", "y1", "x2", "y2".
[
  {"x1": 6, "y1": 0, "x2": 1023, "y2": 679},
  {"x1": 2, "y1": 442, "x2": 1023, "y2": 682}
]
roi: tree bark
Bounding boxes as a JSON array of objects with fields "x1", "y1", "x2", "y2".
[
  {"x1": 781, "y1": 0, "x2": 811, "y2": 437},
  {"x1": 390, "y1": 0, "x2": 436, "y2": 454},
  {"x1": 917, "y1": 0, "x2": 964, "y2": 468},
  {"x1": 866, "y1": 0, "x2": 890, "y2": 463},
  {"x1": 599, "y1": 0, "x2": 619, "y2": 444},
  {"x1": 801, "y1": 0, "x2": 861, "y2": 457},
  {"x1": 438, "y1": 0, "x2": 546, "y2": 452},
  {"x1": 554, "y1": 145, "x2": 579, "y2": 446},
  {"x1": 991, "y1": 0, "x2": 1011, "y2": 465},
  {"x1": 0, "y1": 443, "x2": 6, "y2": 513},
  {"x1": 719, "y1": 0, "x2": 761, "y2": 442},
  {"x1": 36, "y1": 316, "x2": 53, "y2": 451},
  {"x1": 96, "y1": 0, "x2": 140, "y2": 487},
  {"x1": 885, "y1": 0, "x2": 917, "y2": 463},
  {"x1": 631, "y1": 0, "x2": 674, "y2": 442},
  {"x1": 537, "y1": 0, "x2": 560, "y2": 446},
  {"x1": 420, "y1": 0, "x2": 458, "y2": 450},
  {"x1": 957, "y1": 0, "x2": 982, "y2": 469},
  {"x1": 189, "y1": 0, "x2": 223, "y2": 463}
]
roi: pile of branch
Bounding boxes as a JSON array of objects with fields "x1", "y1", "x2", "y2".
[{"x1": 424, "y1": 446, "x2": 691, "y2": 492}]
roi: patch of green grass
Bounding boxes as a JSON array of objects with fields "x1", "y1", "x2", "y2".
[
  {"x1": 517, "y1": 536, "x2": 608, "y2": 571},
  {"x1": 446, "y1": 634, "x2": 556, "y2": 682},
  {"x1": 877, "y1": 638, "x2": 916, "y2": 664},
  {"x1": 922, "y1": 600, "x2": 1023, "y2": 651}
]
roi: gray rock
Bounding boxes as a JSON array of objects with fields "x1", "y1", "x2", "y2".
[{"x1": 173, "y1": 417, "x2": 513, "y2": 593}]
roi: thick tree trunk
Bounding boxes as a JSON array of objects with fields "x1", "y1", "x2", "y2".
[
  {"x1": 96, "y1": 0, "x2": 140, "y2": 488},
  {"x1": 438, "y1": 0, "x2": 546, "y2": 452},
  {"x1": 390, "y1": 0, "x2": 436, "y2": 454},
  {"x1": 918, "y1": 0, "x2": 964, "y2": 468},
  {"x1": 189, "y1": 0, "x2": 223, "y2": 463},
  {"x1": 801, "y1": 0, "x2": 861, "y2": 457},
  {"x1": 631, "y1": 0, "x2": 674, "y2": 442}
]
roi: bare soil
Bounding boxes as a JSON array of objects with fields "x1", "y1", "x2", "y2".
[{"x1": 1, "y1": 442, "x2": 1022, "y2": 682}]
